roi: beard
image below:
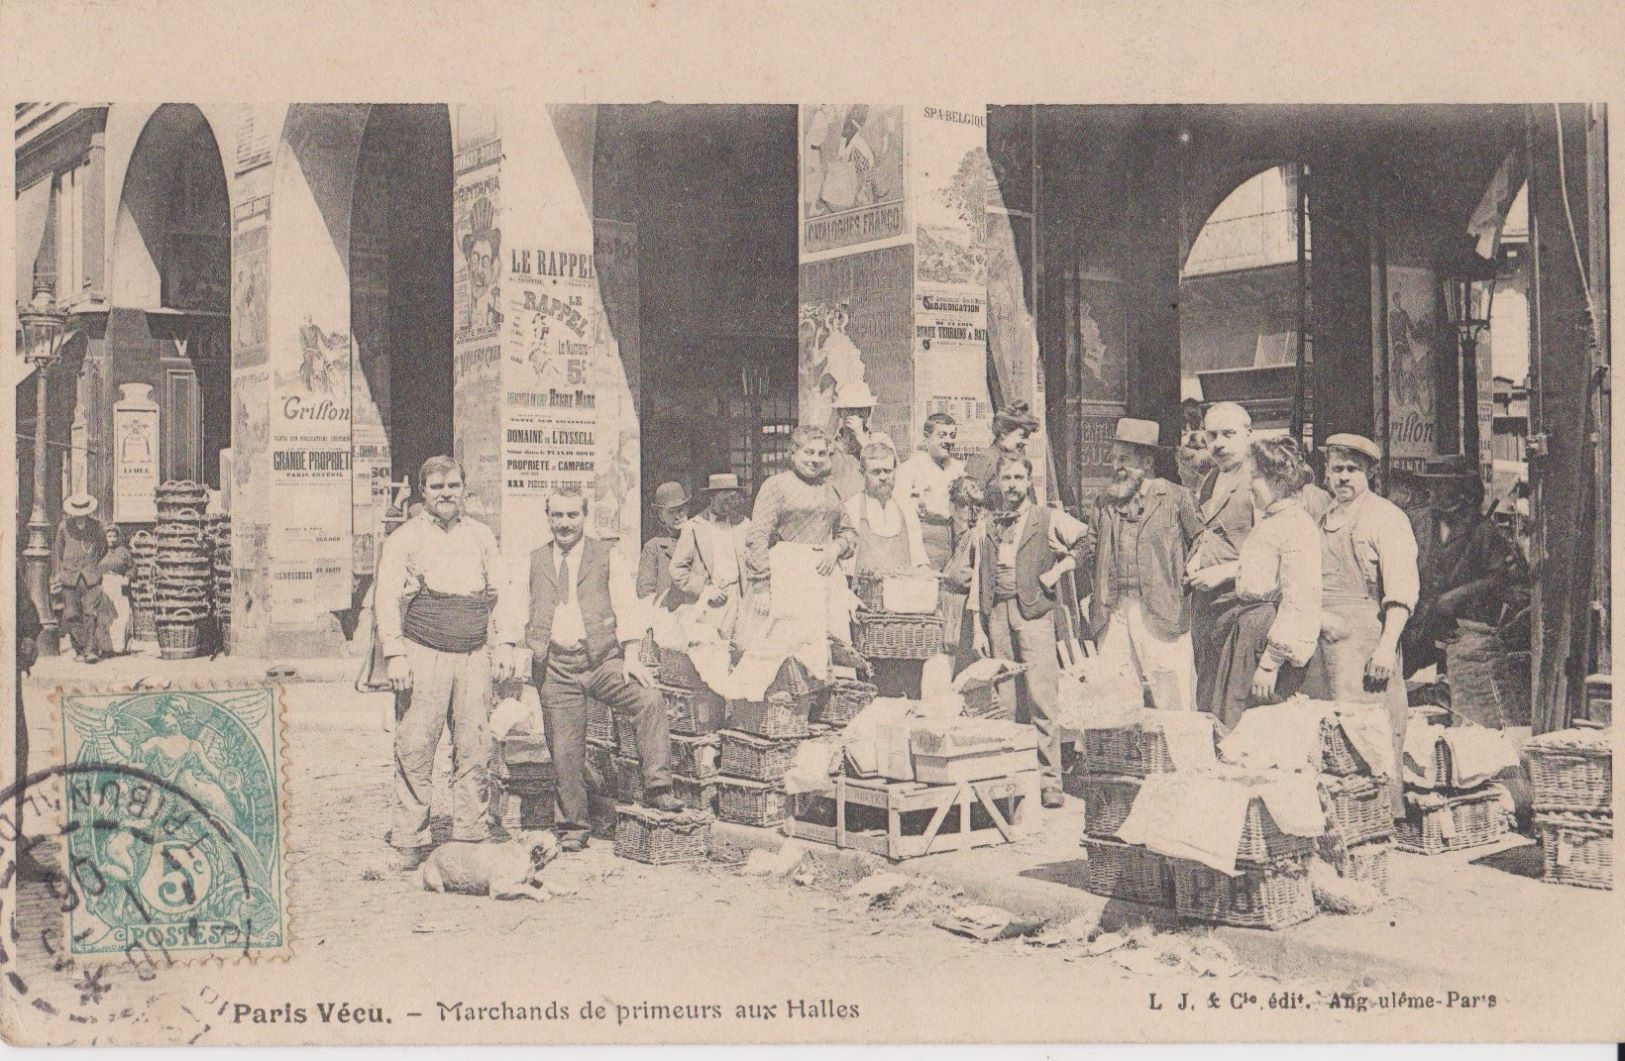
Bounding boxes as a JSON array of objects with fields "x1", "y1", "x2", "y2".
[
  {"x1": 1105, "y1": 469, "x2": 1147, "y2": 502},
  {"x1": 711, "y1": 492, "x2": 747, "y2": 523}
]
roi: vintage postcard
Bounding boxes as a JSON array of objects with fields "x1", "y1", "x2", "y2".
[{"x1": 3, "y1": 0, "x2": 1623, "y2": 1048}]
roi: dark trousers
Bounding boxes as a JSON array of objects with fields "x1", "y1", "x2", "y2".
[
  {"x1": 60, "y1": 582, "x2": 97, "y2": 656},
  {"x1": 537, "y1": 647, "x2": 673, "y2": 835}
]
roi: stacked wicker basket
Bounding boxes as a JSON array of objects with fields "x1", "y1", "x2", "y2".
[
  {"x1": 1316, "y1": 716, "x2": 1397, "y2": 894},
  {"x1": 849, "y1": 569, "x2": 944, "y2": 663},
  {"x1": 1526, "y1": 726, "x2": 1612, "y2": 890},
  {"x1": 209, "y1": 513, "x2": 232, "y2": 653},
  {"x1": 152, "y1": 481, "x2": 212, "y2": 659},
  {"x1": 1396, "y1": 721, "x2": 1512, "y2": 855},
  {"x1": 127, "y1": 529, "x2": 158, "y2": 643}
]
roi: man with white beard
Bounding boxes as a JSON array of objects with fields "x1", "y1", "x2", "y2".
[{"x1": 1087, "y1": 418, "x2": 1202, "y2": 711}]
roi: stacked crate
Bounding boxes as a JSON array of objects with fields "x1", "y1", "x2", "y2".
[
  {"x1": 1165, "y1": 794, "x2": 1319, "y2": 931},
  {"x1": 1318, "y1": 715, "x2": 1396, "y2": 892},
  {"x1": 655, "y1": 643, "x2": 728, "y2": 814},
  {"x1": 127, "y1": 530, "x2": 158, "y2": 643},
  {"x1": 489, "y1": 733, "x2": 556, "y2": 832},
  {"x1": 715, "y1": 689, "x2": 814, "y2": 829},
  {"x1": 1396, "y1": 722, "x2": 1511, "y2": 856},
  {"x1": 152, "y1": 482, "x2": 211, "y2": 659},
  {"x1": 208, "y1": 513, "x2": 232, "y2": 652},
  {"x1": 1526, "y1": 727, "x2": 1612, "y2": 890}
]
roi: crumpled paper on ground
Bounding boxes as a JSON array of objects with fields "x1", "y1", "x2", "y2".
[
  {"x1": 1115, "y1": 765, "x2": 1326, "y2": 876},
  {"x1": 933, "y1": 904, "x2": 1047, "y2": 942}
]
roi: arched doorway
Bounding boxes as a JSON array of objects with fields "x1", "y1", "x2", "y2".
[
  {"x1": 1178, "y1": 164, "x2": 1312, "y2": 458},
  {"x1": 349, "y1": 104, "x2": 454, "y2": 576},
  {"x1": 108, "y1": 104, "x2": 232, "y2": 504}
]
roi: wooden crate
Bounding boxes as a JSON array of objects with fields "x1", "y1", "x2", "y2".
[
  {"x1": 912, "y1": 744, "x2": 1039, "y2": 786},
  {"x1": 784, "y1": 770, "x2": 1039, "y2": 861}
]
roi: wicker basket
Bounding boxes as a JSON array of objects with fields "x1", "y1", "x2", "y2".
[
  {"x1": 818, "y1": 679, "x2": 877, "y2": 726},
  {"x1": 1319, "y1": 717, "x2": 1370, "y2": 776},
  {"x1": 852, "y1": 612, "x2": 945, "y2": 660},
  {"x1": 1395, "y1": 785, "x2": 1508, "y2": 855},
  {"x1": 1171, "y1": 853, "x2": 1316, "y2": 930},
  {"x1": 960, "y1": 663, "x2": 1030, "y2": 718},
  {"x1": 726, "y1": 693, "x2": 814, "y2": 740},
  {"x1": 612, "y1": 754, "x2": 646, "y2": 804},
  {"x1": 1236, "y1": 798, "x2": 1316, "y2": 863},
  {"x1": 716, "y1": 777, "x2": 786, "y2": 827},
  {"x1": 672, "y1": 774, "x2": 720, "y2": 815},
  {"x1": 657, "y1": 645, "x2": 706, "y2": 689},
  {"x1": 1081, "y1": 774, "x2": 1140, "y2": 840},
  {"x1": 661, "y1": 683, "x2": 727, "y2": 736},
  {"x1": 1334, "y1": 839, "x2": 1393, "y2": 896},
  {"x1": 1081, "y1": 723, "x2": 1179, "y2": 778},
  {"x1": 1536, "y1": 811, "x2": 1613, "y2": 890},
  {"x1": 613, "y1": 806, "x2": 712, "y2": 865},
  {"x1": 719, "y1": 729, "x2": 801, "y2": 783},
  {"x1": 156, "y1": 622, "x2": 203, "y2": 660},
  {"x1": 615, "y1": 718, "x2": 643, "y2": 760},
  {"x1": 1322, "y1": 774, "x2": 1395, "y2": 847},
  {"x1": 851, "y1": 570, "x2": 940, "y2": 614},
  {"x1": 587, "y1": 699, "x2": 617, "y2": 746},
  {"x1": 131, "y1": 608, "x2": 158, "y2": 643},
  {"x1": 1526, "y1": 730, "x2": 1612, "y2": 814},
  {"x1": 1081, "y1": 838, "x2": 1175, "y2": 906},
  {"x1": 670, "y1": 734, "x2": 720, "y2": 779}
]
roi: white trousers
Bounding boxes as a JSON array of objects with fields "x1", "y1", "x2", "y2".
[{"x1": 1096, "y1": 598, "x2": 1196, "y2": 712}]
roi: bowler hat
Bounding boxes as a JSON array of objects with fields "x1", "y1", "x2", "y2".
[
  {"x1": 64, "y1": 493, "x2": 98, "y2": 517},
  {"x1": 703, "y1": 473, "x2": 741, "y2": 493},
  {"x1": 653, "y1": 482, "x2": 690, "y2": 509},
  {"x1": 1114, "y1": 417, "x2": 1162, "y2": 449}
]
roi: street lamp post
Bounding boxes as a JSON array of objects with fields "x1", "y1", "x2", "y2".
[
  {"x1": 1442, "y1": 253, "x2": 1498, "y2": 476},
  {"x1": 18, "y1": 281, "x2": 69, "y2": 656}
]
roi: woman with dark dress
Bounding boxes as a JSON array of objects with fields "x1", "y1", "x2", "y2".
[{"x1": 963, "y1": 400, "x2": 1040, "y2": 514}]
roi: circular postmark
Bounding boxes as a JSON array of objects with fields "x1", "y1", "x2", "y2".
[{"x1": 1, "y1": 760, "x2": 261, "y2": 1035}]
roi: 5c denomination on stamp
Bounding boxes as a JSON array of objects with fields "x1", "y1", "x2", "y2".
[{"x1": 56, "y1": 687, "x2": 288, "y2": 961}]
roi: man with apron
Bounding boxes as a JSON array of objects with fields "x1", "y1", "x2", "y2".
[
  {"x1": 843, "y1": 440, "x2": 931, "y2": 697},
  {"x1": 1314, "y1": 434, "x2": 1420, "y2": 816}
]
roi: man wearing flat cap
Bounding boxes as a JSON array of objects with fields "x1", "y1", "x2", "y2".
[
  {"x1": 637, "y1": 481, "x2": 694, "y2": 612},
  {"x1": 1315, "y1": 434, "x2": 1420, "y2": 817},
  {"x1": 53, "y1": 493, "x2": 108, "y2": 663},
  {"x1": 1089, "y1": 418, "x2": 1202, "y2": 711}
]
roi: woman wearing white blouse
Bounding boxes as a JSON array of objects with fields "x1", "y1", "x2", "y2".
[{"x1": 1208, "y1": 436, "x2": 1324, "y2": 730}]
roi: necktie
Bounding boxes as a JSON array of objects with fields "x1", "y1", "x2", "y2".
[{"x1": 557, "y1": 550, "x2": 572, "y2": 606}]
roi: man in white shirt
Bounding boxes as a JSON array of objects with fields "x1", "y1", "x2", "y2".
[
  {"x1": 508, "y1": 484, "x2": 684, "y2": 851},
  {"x1": 894, "y1": 412, "x2": 965, "y2": 571},
  {"x1": 377, "y1": 456, "x2": 515, "y2": 858}
]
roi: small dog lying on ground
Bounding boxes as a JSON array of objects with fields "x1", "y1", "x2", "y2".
[{"x1": 420, "y1": 832, "x2": 562, "y2": 901}]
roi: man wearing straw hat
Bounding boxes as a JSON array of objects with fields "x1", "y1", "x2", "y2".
[
  {"x1": 1088, "y1": 417, "x2": 1202, "y2": 712},
  {"x1": 53, "y1": 492, "x2": 108, "y2": 663},
  {"x1": 828, "y1": 380, "x2": 895, "y2": 503},
  {"x1": 669, "y1": 472, "x2": 755, "y2": 640}
]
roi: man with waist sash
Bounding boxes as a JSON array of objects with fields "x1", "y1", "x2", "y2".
[
  {"x1": 377, "y1": 456, "x2": 516, "y2": 857},
  {"x1": 509, "y1": 484, "x2": 685, "y2": 853}
]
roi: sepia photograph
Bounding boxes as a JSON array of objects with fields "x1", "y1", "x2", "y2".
[{"x1": 1, "y1": 2, "x2": 1621, "y2": 1049}]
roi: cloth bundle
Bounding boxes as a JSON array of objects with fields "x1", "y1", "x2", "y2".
[{"x1": 1115, "y1": 766, "x2": 1326, "y2": 876}]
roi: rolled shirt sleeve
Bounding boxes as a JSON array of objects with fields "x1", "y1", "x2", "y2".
[
  {"x1": 1373, "y1": 498, "x2": 1421, "y2": 614},
  {"x1": 1047, "y1": 507, "x2": 1094, "y2": 569},
  {"x1": 608, "y1": 548, "x2": 651, "y2": 647},
  {"x1": 375, "y1": 524, "x2": 413, "y2": 659}
]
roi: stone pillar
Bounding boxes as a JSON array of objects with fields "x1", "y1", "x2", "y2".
[
  {"x1": 798, "y1": 106, "x2": 1013, "y2": 490},
  {"x1": 450, "y1": 105, "x2": 642, "y2": 572}
]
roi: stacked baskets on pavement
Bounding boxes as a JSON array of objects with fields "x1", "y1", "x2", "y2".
[
  {"x1": 714, "y1": 656, "x2": 828, "y2": 830},
  {"x1": 849, "y1": 570, "x2": 944, "y2": 661},
  {"x1": 1315, "y1": 713, "x2": 1397, "y2": 894},
  {"x1": 152, "y1": 481, "x2": 211, "y2": 659},
  {"x1": 1526, "y1": 725, "x2": 1612, "y2": 890},
  {"x1": 209, "y1": 513, "x2": 232, "y2": 653},
  {"x1": 1396, "y1": 717, "x2": 1512, "y2": 855},
  {"x1": 127, "y1": 529, "x2": 158, "y2": 643}
]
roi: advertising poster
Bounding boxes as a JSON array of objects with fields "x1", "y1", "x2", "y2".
[
  {"x1": 111, "y1": 383, "x2": 160, "y2": 524},
  {"x1": 798, "y1": 245, "x2": 916, "y2": 447},
  {"x1": 1385, "y1": 264, "x2": 1441, "y2": 462},
  {"x1": 269, "y1": 317, "x2": 354, "y2": 612},
  {"x1": 913, "y1": 285, "x2": 992, "y2": 452},
  {"x1": 452, "y1": 131, "x2": 504, "y2": 519},
  {"x1": 1076, "y1": 276, "x2": 1129, "y2": 405},
  {"x1": 800, "y1": 104, "x2": 907, "y2": 258}
]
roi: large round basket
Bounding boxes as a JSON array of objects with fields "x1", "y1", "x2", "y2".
[{"x1": 156, "y1": 622, "x2": 203, "y2": 660}]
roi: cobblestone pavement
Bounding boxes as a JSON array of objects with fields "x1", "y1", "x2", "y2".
[{"x1": 8, "y1": 672, "x2": 1300, "y2": 1046}]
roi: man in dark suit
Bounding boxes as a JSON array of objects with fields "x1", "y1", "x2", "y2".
[
  {"x1": 511, "y1": 484, "x2": 683, "y2": 852},
  {"x1": 53, "y1": 493, "x2": 108, "y2": 663}
]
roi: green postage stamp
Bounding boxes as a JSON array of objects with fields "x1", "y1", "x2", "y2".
[{"x1": 57, "y1": 686, "x2": 288, "y2": 959}]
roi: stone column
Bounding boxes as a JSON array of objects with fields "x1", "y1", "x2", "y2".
[
  {"x1": 798, "y1": 105, "x2": 1020, "y2": 491},
  {"x1": 450, "y1": 104, "x2": 642, "y2": 572}
]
